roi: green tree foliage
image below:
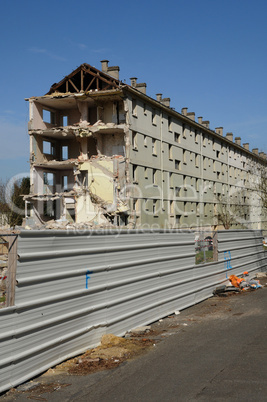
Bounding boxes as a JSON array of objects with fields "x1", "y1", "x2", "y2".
[{"x1": 0, "y1": 177, "x2": 30, "y2": 228}]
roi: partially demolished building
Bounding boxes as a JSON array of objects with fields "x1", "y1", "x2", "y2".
[{"x1": 25, "y1": 60, "x2": 267, "y2": 230}]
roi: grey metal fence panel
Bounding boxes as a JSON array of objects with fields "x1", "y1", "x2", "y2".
[
  {"x1": 0, "y1": 229, "x2": 266, "y2": 393},
  {"x1": 218, "y1": 229, "x2": 266, "y2": 278}
]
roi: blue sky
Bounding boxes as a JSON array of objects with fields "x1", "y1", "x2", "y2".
[{"x1": 0, "y1": 0, "x2": 267, "y2": 181}]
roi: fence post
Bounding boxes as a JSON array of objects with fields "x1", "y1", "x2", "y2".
[
  {"x1": 213, "y1": 231, "x2": 218, "y2": 262},
  {"x1": 6, "y1": 235, "x2": 18, "y2": 307}
]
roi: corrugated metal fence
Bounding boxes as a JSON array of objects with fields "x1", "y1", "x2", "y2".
[{"x1": 0, "y1": 229, "x2": 265, "y2": 393}]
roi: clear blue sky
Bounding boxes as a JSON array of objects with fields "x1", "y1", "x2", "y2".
[{"x1": 0, "y1": 0, "x2": 267, "y2": 181}]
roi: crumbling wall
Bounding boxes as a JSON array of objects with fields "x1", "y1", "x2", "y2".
[
  {"x1": 80, "y1": 159, "x2": 115, "y2": 206},
  {"x1": 98, "y1": 133, "x2": 125, "y2": 156}
]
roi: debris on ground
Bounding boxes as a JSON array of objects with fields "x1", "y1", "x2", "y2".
[
  {"x1": 256, "y1": 272, "x2": 266, "y2": 278},
  {"x1": 229, "y1": 272, "x2": 263, "y2": 290},
  {"x1": 213, "y1": 285, "x2": 241, "y2": 296},
  {"x1": 213, "y1": 272, "x2": 264, "y2": 296},
  {"x1": 127, "y1": 326, "x2": 151, "y2": 335},
  {"x1": 51, "y1": 333, "x2": 155, "y2": 375}
]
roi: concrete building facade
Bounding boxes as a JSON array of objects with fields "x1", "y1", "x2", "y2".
[{"x1": 25, "y1": 60, "x2": 267, "y2": 230}]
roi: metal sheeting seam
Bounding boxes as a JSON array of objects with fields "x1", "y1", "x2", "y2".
[
  {"x1": 0, "y1": 323, "x2": 107, "y2": 368},
  {"x1": 0, "y1": 279, "x2": 220, "y2": 369},
  {"x1": 16, "y1": 256, "x2": 264, "y2": 310},
  {"x1": 16, "y1": 252, "x2": 195, "y2": 285},
  {"x1": 218, "y1": 244, "x2": 263, "y2": 254},
  {"x1": 218, "y1": 235, "x2": 263, "y2": 242},
  {"x1": 1, "y1": 265, "x2": 230, "y2": 342},
  {"x1": 18, "y1": 241, "x2": 194, "y2": 262}
]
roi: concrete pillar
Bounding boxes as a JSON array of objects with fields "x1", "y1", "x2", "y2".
[
  {"x1": 80, "y1": 138, "x2": 88, "y2": 160},
  {"x1": 77, "y1": 101, "x2": 88, "y2": 125}
]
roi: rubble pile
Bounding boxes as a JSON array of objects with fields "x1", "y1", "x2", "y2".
[
  {"x1": 53, "y1": 334, "x2": 154, "y2": 375},
  {"x1": 213, "y1": 271, "x2": 264, "y2": 297}
]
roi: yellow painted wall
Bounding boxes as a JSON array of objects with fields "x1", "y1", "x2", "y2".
[{"x1": 80, "y1": 160, "x2": 114, "y2": 204}]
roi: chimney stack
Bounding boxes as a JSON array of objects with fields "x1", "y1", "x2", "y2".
[
  {"x1": 252, "y1": 148, "x2": 259, "y2": 155},
  {"x1": 187, "y1": 112, "x2": 195, "y2": 121},
  {"x1": 243, "y1": 143, "x2": 249, "y2": 150},
  {"x1": 136, "y1": 83, "x2": 147, "y2": 94},
  {"x1": 130, "y1": 77, "x2": 137, "y2": 88},
  {"x1": 259, "y1": 152, "x2": 266, "y2": 159},
  {"x1": 235, "y1": 137, "x2": 241, "y2": 145},
  {"x1": 181, "y1": 107, "x2": 188, "y2": 116},
  {"x1": 226, "y1": 132, "x2": 233, "y2": 142},
  {"x1": 100, "y1": 59, "x2": 109, "y2": 73},
  {"x1": 156, "y1": 93, "x2": 162, "y2": 102},
  {"x1": 202, "y1": 120, "x2": 210, "y2": 129},
  {"x1": 198, "y1": 116, "x2": 203, "y2": 124},
  {"x1": 161, "y1": 97, "x2": 170, "y2": 107},
  {"x1": 215, "y1": 127, "x2": 223, "y2": 136},
  {"x1": 107, "y1": 65, "x2": 120, "y2": 80}
]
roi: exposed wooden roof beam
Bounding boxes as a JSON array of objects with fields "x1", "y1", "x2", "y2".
[
  {"x1": 46, "y1": 63, "x2": 121, "y2": 95},
  {"x1": 85, "y1": 76, "x2": 96, "y2": 92},
  {"x1": 68, "y1": 79, "x2": 79, "y2": 93}
]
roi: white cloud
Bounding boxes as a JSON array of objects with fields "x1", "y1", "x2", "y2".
[
  {"x1": 91, "y1": 48, "x2": 111, "y2": 54},
  {"x1": 0, "y1": 118, "x2": 29, "y2": 160},
  {"x1": 28, "y1": 47, "x2": 66, "y2": 62},
  {"x1": 78, "y1": 43, "x2": 87, "y2": 50}
]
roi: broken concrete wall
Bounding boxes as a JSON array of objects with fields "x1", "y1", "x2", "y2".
[
  {"x1": 30, "y1": 134, "x2": 43, "y2": 162},
  {"x1": 80, "y1": 159, "x2": 115, "y2": 206},
  {"x1": 73, "y1": 157, "x2": 127, "y2": 224},
  {"x1": 27, "y1": 91, "x2": 130, "y2": 227},
  {"x1": 102, "y1": 102, "x2": 116, "y2": 124},
  {"x1": 30, "y1": 101, "x2": 58, "y2": 130},
  {"x1": 75, "y1": 193, "x2": 95, "y2": 223},
  {"x1": 98, "y1": 133, "x2": 125, "y2": 156}
]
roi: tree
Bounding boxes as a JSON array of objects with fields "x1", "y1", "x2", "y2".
[
  {"x1": 257, "y1": 166, "x2": 267, "y2": 211},
  {"x1": 0, "y1": 177, "x2": 30, "y2": 228},
  {"x1": 246, "y1": 160, "x2": 267, "y2": 214},
  {"x1": 216, "y1": 191, "x2": 249, "y2": 230}
]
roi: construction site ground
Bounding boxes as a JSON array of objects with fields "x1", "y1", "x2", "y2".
[{"x1": 1, "y1": 274, "x2": 267, "y2": 401}]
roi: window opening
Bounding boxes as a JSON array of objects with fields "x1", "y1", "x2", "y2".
[
  {"x1": 43, "y1": 140, "x2": 55, "y2": 156},
  {"x1": 62, "y1": 146, "x2": 68, "y2": 160},
  {"x1": 63, "y1": 116, "x2": 68, "y2": 126},
  {"x1": 62, "y1": 175, "x2": 68, "y2": 191},
  {"x1": 43, "y1": 109, "x2": 55, "y2": 124}
]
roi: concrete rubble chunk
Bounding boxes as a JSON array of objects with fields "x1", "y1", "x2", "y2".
[{"x1": 130, "y1": 326, "x2": 151, "y2": 334}]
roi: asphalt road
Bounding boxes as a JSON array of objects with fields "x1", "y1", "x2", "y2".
[{"x1": 2, "y1": 283, "x2": 267, "y2": 401}]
